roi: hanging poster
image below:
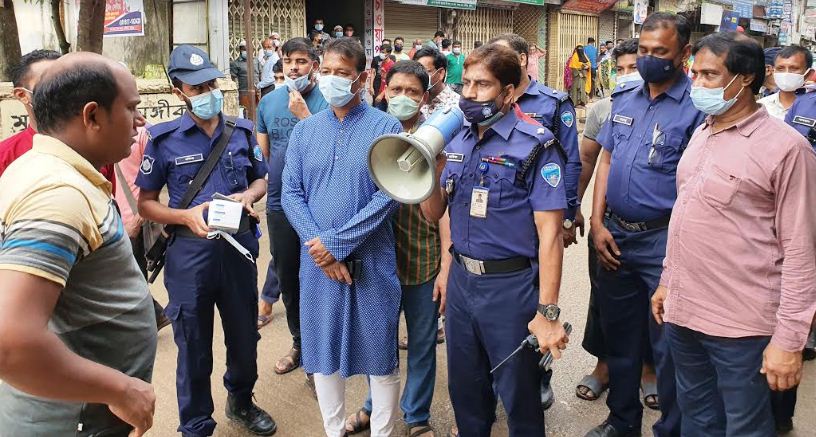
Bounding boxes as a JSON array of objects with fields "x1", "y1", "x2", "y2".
[
  {"x1": 104, "y1": 0, "x2": 146, "y2": 37},
  {"x1": 634, "y1": 0, "x2": 649, "y2": 24}
]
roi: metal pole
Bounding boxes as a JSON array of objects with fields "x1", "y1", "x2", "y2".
[{"x1": 242, "y1": 0, "x2": 257, "y2": 122}]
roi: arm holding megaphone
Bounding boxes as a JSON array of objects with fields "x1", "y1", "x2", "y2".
[{"x1": 419, "y1": 156, "x2": 449, "y2": 223}]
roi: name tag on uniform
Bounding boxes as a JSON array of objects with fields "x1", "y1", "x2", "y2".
[
  {"x1": 612, "y1": 114, "x2": 633, "y2": 126},
  {"x1": 175, "y1": 153, "x2": 204, "y2": 165},
  {"x1": 792, "y1": 116, "x2": 816, "y2": 127},
  {"x1": 524, "y1": 112, "x2": 540, "y2": 119},
  {"x1": 446, "y1": 152, "x2": 464, "y2": 163},
  {"x1": 470, "y1": 187, "x2": 488, "y2": 218}
]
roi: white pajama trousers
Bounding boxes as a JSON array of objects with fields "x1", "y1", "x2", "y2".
[{"x1": 314, "y1": 371, "x2": 400, "y2": 437}]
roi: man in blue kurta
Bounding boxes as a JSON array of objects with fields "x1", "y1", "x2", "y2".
[{"x1": 280, "y1": 37, "x2": 403, "y2": 437}]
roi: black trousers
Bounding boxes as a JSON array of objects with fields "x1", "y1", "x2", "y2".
[
  {"x1": 131, "y1": 231, "x2": 166, "y2": 322},
  {"x1": 265, "y1": 210, "x2": 302, "y2": 349}
]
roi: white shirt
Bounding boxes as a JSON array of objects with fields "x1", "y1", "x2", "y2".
[{"x1": 758, "y1": 92, "x2": 791, "y2": 120}]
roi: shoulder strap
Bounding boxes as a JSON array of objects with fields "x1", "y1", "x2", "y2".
[
  {"x1": 177, "y1": 116, "x2": 237, "y2": 210},
  {"x1": 114, "y1": 163, "x2": 138, "y2": 214}
]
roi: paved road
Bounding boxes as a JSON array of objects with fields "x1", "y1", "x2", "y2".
[{"x1": 147, "y1": 198, "x2": 816, "y2": 436}]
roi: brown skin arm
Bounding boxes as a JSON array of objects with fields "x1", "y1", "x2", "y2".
[
  {"x1": 574, "y1": 136, "x2": 604, "y2": 237},
  {"x1": 589, "y1": 151, "x2": 621, "y2": 270},
  {"x1": 0, "y1": 271, "x2": 157, "y2": 437},
  {"x1": 528, "y1": 210, "x2": 569, "y2": 358},
  {"x1": 0, "y1": 271, "x2": 135, "y2": 402}
]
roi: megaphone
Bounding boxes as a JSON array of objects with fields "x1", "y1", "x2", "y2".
[{"x1": 368, "y1": 106, "x2": 465, "y2": 204}]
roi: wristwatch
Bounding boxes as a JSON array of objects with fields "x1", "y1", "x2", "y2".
[
  {"x1": 563, "y1": 219, "x2": 574, "y2": 229},
  {"x1": 537, "y1": 304, "x2": 561, "y2": 321}
]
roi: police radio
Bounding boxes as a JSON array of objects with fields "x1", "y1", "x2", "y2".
[{"x1": 367, "y1": 106, "x2": 464, "y2": 204}]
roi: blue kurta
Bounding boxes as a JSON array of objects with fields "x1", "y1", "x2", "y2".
[{"x1": 281, "y1": 101, "x2": 403, "y2": 377}]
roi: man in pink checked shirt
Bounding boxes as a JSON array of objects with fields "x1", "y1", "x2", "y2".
[
  {"x1": 652, "y1": 32, "x2": 816, "y2": 437},
  {"x1": 114, "y1": 125, "x2": 171, "y2": 330}
]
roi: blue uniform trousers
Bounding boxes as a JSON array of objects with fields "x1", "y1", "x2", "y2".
[
  {"x1": 596, "y1": 217, "x2": 679, "y2": 436},
  {"x1": 446, "y1": 259, "x2": 545, "y2": 437},
  {"x1": 665, "y1": 323, "x2": 774, "y2": 437},
  {"x1": 164, "y1": 231, "x2": 261, "y2": 436}
]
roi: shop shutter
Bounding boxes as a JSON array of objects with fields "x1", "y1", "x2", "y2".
[
  {"x1": 455, "y1": 6, "x2": 514, "y2": 53},
  {"x1": 384, "y1": 1, "x2": 440, "y2": 43},
  {"x1": 228, "y1": 0, "x2": 307, "y2": 58}
]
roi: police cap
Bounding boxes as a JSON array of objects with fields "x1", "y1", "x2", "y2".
[{"x1": 168, "y1": 45, "x2": 225, "y2": 86}]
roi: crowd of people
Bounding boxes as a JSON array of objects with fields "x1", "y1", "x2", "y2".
[{"x1": 0, "y1": 10, "x2": 815, "y2": 437}]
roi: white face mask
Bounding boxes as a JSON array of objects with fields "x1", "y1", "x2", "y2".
[
  {"x1": 616, "y1": 72, "x2": 642, "y2": 85},
  {"x1": 773, "y1": 71, "x2": 808, "y2": 92},
  {"x1": 284, "y1": 66, "x2": 314, "y2": 93}
]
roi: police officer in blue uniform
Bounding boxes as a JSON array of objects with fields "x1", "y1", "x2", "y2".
[
  {"x1": 488, "y1": 32, "x2": 582, "y2": 410},
  {"x1": 421, "y1": 43, "x2": 569, "y2": 437},
  {"x1": 785, "y1": 90, "x2": 816, "y2": 149},
  {"x1": 586, "y1": 14, "x2": 705, "y2": 437},
  {"x1": 136, "y1": 45, "x2": 277, "y2": 437}
]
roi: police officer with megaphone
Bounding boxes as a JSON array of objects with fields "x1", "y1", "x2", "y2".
[{"x1": 419, "y1": 43, "x2": 569, "y2": 436}]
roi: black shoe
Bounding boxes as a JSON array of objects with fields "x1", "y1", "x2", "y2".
[
  {"x1": 225, "y1": 395, "x2": 277, "y2": 436},
  {"x1": 541, "y1": 381, "x2": 555, "y2": 411},
  {"x1": 803, "y1": 348, "x2": 816, "y2": 361},
  {"x1": 585, "y1": 421, "x2": 641, "y2": 437}
]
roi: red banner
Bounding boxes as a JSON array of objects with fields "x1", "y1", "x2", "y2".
[{"x1": 561, "y1": 0, "x2": 619, "y2": 14}]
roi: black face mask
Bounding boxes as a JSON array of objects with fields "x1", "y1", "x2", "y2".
[{"x1": 394, "y1": 44, "x2": 403, "y2": 52}]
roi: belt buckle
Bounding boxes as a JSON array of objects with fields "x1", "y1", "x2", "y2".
[
  {"x1": 461, "y1": 255, "x2": 485, "y2": 275},
  {"x1": 623, "y1": 221, "x2": 640, "y2": 232}
]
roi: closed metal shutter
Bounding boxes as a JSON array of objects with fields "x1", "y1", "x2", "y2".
[
  {"x1": 456, "y1": 6, "x2": 514, "y2": 53},
  {"x1": 384, "y1": 1, "x2": 439, "y2": 43}
]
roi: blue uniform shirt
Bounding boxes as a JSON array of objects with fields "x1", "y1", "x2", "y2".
[
  {"x1": 517, "y1": 79, "x2": 581, "y2": 220},
  {"x1": 442, "y1": 106, "x2": 566, "y2": 261},
  {"x1": 596, "y1": 74, "x2": 705, "y2": 222},
  {"x1": 135, "y1": 113, "x2": 267, "y2": 208},
  {"x1": 257, "y1": 85, "x2": 329, "y2": 211},
  {"x1": 785, "y1": 91, "x2": 816, "y2": 149}
]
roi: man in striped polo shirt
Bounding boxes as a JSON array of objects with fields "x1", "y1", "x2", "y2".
[
  {"x1": 0, "y1": 53, "x2": 157, "y2": 436},
  {"x1": 346, "y1": 61, "x2": 441, "y2": 437}
]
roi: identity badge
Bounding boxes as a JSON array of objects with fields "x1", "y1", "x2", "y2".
[{"x1": 470, "y1": 187, "x2": 489, "y2": 218}]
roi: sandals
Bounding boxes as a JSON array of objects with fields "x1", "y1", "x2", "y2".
[
  {"x1": 345, "y1": 409, "x2": 371, "y2": 435},
  {"x1": 399, "y1": 327, "x2": 445, "y2": 351},
  {"x1": 641, "y1": 380, "x2": 660, "y2": 410},
  {"x1": 274, "y1": 347, "x2": 301, "y2": 375},
  {"x1": 257, "y1": 314, "x2": 272, "y2": 329},
  {"x1": 576, "y1": 374, "x2": 609, "y2": 401},
  {"x1": 408, "y1": 424, "x2": 435, "y2": 437}
]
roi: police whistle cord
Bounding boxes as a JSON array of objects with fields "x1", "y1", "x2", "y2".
[
  {"x1": 489, "y1": 322, "x2": 572, "y2": 374},
  {"x1": 207, "y1": 230, "x2": 255, "y2": 263}
]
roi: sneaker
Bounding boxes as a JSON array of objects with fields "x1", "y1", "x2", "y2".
[{"x1": 225, "y1": 395, "x2": 277, "y2": 436}]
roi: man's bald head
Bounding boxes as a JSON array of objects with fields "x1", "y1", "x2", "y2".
[
  {"x1": 34, "y1": 52, "x2": 134, "y2": 134},
  {"x1": 33, "y1": 52, "x2": 144, "y2": 167}
]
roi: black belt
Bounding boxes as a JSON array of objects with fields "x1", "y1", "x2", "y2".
[
  {"x1": 451, "y1": 248, "x2": 530, "y2": 275},
  {"x1": 175, "y1": 213, "x2": 253, "y2": 239},
  {"x1": 605, "y1": 211, "x2": 670, "y2": 232}
]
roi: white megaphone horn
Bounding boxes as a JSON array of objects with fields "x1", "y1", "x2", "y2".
[{"x1": 368, "y1": 106, "x2": 465, "y2": 204}]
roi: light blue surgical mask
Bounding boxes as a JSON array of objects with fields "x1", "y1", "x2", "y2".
[
  {"x1": 318, "y1": 74, "x2": 361, "y2": 107},
  {"x1": 284, "y1": 67, "x2": 313, "y2": 93},
  {"x1": 690, "y1": 74, "x2": 742, "y2": 116},
  {"x1": 184, "y1": 89, "x2": 224, "y2": 120},
  {"x1": 387, "y1": 94, "x2": 421, "y2": 121},
  {"x1": 616, "y1": 72, "x2": 642, "y2": 85},
  {"x1": 265, "y1": 49, "x2": 276, "y2": 58},
  {"x1": 334, "y1": 31, "x2": 343, "y2": 38}
]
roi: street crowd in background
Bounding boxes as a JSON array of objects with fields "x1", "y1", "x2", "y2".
[{"x1": 1, "y1": 10, "x2": 816, "y2": 437}]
